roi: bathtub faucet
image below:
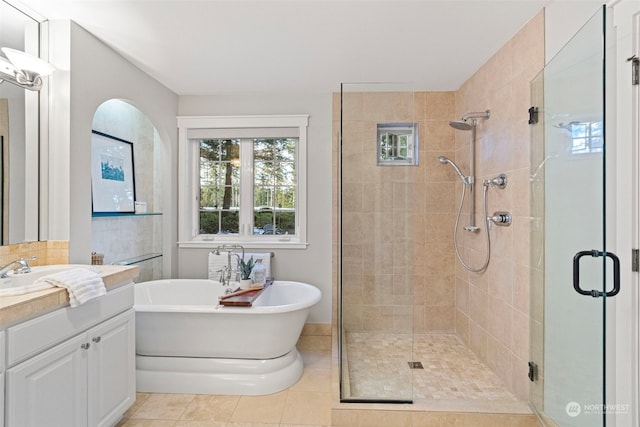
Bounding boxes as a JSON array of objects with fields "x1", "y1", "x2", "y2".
[
  {"x1": 230, "y1": 252, "x2": 242, "y2": 282},
  {"x1": 214, "y1": 244, "x2": 246, "y2": 288},
  {"x1": 217, "y1": 265, "x2": 231, "y2": 287},
  {"x1": 219, "y1": 252, "x2": 242, "y2": 286}
]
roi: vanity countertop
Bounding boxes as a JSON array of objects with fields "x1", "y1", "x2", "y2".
[{"x1": 0, "y1": 264, "x2": 139, "y2": 327}]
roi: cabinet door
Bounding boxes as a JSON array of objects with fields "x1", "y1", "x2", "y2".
[
  {"x1": 1, "y1": 330, "x2": 5, "y2": 427},
  {"x1": 6, "y1": 334, "x2": 88, "y2": 427},
  {"x1": 88, "y1": 309, "x2": 135, "y2": 427}
]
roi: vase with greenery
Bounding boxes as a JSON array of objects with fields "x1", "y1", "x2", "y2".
[{"x1": 238, "y1": 256, "x2": 255, "y2": 289}]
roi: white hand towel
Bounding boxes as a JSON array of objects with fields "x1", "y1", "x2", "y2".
[
  {"x1": 33, "y1": 268, "x2": 106, "y2": 308},
  {"x1": 0, "y1": 280, "x2": 54, "y2": 296},
  {"x1": 208, "y1": 251, "x2": 229, "y2": 280},
  {"x1": 243, "y1": 253, "x2": 272, "y2": 278}
]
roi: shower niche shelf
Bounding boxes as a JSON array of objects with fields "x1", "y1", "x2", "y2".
[
  {"x1": 113, "y1": 253, "x2": 162, "y2": 266},
  {"x1": 376, "y1": 122, "x2": 418, "y2": 166},
  {"x1": 92, "y1": 212, "x2": 162, "y2": 217}
]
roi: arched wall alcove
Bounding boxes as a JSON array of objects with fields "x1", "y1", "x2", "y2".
[
  {"x1": 90, "y1": 99, "x2": 164, "y2": 281},
  {"x1": 46, "y1": 20, "x2": 178, "y2": 278}
]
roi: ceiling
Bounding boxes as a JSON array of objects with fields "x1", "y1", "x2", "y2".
[{"x1": 12, "y1": 0, "x2": 553, "y2": 95}]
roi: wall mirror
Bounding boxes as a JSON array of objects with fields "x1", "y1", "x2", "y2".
[
  {"x1": 376, "y1": 122, "x2": 418, "y2": 166},
  {"x1": 0, "y1": 1, "x2": 42, "y2": 244}
]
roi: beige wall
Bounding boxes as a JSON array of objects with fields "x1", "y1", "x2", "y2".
[{"x1": 453, "y1": 10, "x2": 544, "y2": 400}]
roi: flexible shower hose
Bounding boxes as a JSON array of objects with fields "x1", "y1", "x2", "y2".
[{"x1": 452, "y1": 180, "x2": 491, "y2": 273}]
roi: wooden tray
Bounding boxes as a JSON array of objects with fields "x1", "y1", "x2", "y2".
[{"x1": 218, "y1": 278, "x2": 273, "y2": 307}]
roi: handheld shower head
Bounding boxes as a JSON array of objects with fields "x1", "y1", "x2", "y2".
[{"x1": 437, "y1": 156, "x2": 469, "y2": 184}]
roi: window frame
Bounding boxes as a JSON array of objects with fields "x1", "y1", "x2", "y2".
[{"x1": 177, "y1": 115, "x2": 309, "y2": 249}]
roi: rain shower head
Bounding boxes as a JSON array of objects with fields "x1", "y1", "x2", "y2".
[
  {"x1": 437, "y1": 156, "x2": 468, "y2": 184},
  {"x1": 449, "y1": 120, "x2": 473, "y2": 131},
  {"x1": 449, "y1": 110, "x2": 491, "y2": 131}
]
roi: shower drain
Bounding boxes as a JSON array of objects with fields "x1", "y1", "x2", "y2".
[{"x1": 408, "y1": 361, "x2": 424, "y2": 369}]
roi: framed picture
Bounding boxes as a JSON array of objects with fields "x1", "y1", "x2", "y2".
[{"x1": 91, "y1": 130, "x2": 136, "y2": 213}]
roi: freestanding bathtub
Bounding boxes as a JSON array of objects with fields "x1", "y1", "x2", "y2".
[{"x1": 134, "y1": 279, "x2": 321, "y2": 395}]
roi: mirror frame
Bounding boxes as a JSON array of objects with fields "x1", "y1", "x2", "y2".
[{"x1": 0, "y1": 1, "x2": 48, "y2": 244}]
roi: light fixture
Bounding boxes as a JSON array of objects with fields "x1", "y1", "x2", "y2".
[{"x1": 0, "y1": 47, "x2": 55, "y2": 91}]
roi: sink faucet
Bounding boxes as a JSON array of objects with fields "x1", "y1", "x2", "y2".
[{"x1": 0, "y1": 256, "x2": 36, "y2": 278}]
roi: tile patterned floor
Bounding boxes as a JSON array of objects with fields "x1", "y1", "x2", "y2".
[
  {"x1": 116, "y1": 338, "x2": 332, "y2": 427},
  {"x1": 345, "y1": 333, "x2": 517, "y2": 401},
  {"x1": 344, "y1": 332, "x2": 414, "y2": 400},
  {"x1": 118, "y1": 333, "x2": 517, "y2": 426}
]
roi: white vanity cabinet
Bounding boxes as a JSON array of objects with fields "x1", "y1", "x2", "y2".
[
  {"x1": 88, "y1": 309, "x2": 135, "y2": 427},
  {"x1": 4, "y1": 283, "x2": 135, "y2": 427},
  {"x1": 7, "y1": 333, "x2": 88, "y2": 426}
]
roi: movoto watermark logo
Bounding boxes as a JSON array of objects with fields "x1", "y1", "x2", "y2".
[{"x1": 566, "y1": 401, "x2": 630, "y2": 417}]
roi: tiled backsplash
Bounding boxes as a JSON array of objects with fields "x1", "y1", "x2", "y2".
[{"x1": 0, "y1": 241, "x2": 69, "y2": 267}]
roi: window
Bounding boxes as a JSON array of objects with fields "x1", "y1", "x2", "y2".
[
  {"x1": 567, "y1": 121, "x2": 603, "y2": 154},
  {"x1": 199, "y1": 139, "x2": 240, "y2": 234},
  {"x1": 178, "y1": 115, "x2": 308, "y2": 249}
]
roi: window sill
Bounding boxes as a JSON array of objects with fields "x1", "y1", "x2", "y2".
[{"x1": 178, "y1": 240, "x2": 308, "y2": 250}]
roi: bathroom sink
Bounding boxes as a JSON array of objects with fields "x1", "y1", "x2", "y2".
[{"x1": 0, "y1": 264, "x2": 100, "y2": 297}]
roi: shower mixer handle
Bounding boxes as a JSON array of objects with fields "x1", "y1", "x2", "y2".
[
  {"x1": 485, "y1": 173, "x2": 507, "y2": 189},
  {"x1": 488, "y1": 211, "x2": 512, "y2": 226}
]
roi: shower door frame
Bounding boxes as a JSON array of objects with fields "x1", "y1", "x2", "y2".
[{"x1": 630, "y1": 6, "x2": 640, "y2": 426}]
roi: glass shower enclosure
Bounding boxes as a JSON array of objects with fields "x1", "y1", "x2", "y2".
[
  {"x1": 529, "y1": 5, "x2": 619, "y2": 427},
  {"x1": 338, "y1": 83, "x2": 418, "y2": 403}
]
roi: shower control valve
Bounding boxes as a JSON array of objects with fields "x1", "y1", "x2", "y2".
[
  {"x1": 485, "y1": 173, "x2": 507, "y2": 189},
  {"x1": 488, "y1": 211, "x2": 512, "y2": 226}
]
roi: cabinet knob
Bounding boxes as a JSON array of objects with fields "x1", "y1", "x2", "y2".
[
  {"x1": 80, "y1": 343, "x2": 90, "y2": 350},
  {"x1": 92, "y1": 336, "x2": 101, "y2": 343}
]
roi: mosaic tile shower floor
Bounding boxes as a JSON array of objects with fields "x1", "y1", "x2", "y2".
[{"x1": 345, "y1": 333, "x2": 517, "y2": 401}]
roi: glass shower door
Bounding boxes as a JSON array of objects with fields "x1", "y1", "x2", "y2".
[{"x1": 530, "y1": 6, "x2": 618, "y2": 427}]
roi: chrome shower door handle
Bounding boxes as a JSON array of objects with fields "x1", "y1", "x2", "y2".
[{"x1": 572, "y1": 250, "x2": 620, "y2": 297}]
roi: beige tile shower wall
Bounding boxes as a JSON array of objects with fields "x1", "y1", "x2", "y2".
[
  {"x1": 453, "y1": 10, "x2": 544, "y2": 401},
  {"x1": 333, "y1": 91, "x2": 457, "y2": 335}
]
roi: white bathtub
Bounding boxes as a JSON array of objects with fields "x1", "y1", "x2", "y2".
[{"x1": 134, "y1": 279, "x2": 321, "y2": 395}]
